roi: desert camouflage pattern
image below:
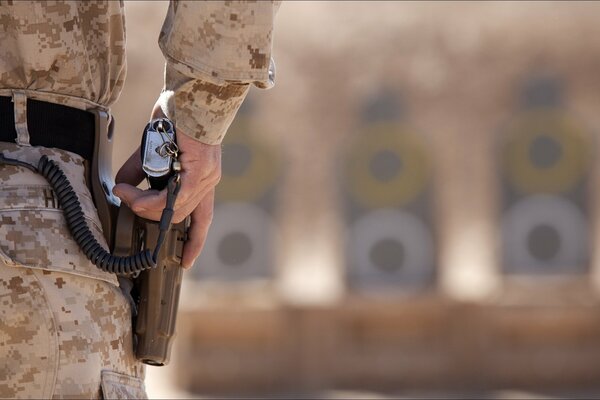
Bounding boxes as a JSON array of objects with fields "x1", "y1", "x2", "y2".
[
  {"x1": 0, "y1": 266, "x2": 146, "y2": 399},
  {"x1": 157, "y1": 0, "x2": 279, "y2": 144},
  {"x1": 0, "y1": 143, "x2": 145, "y2": 399},
  {"x1": 12, "y1": 92, "x2": 30, "y2": 146},
  {"x1": 0, "y1": 0, "x2": 279, "y2": 144},
  {"x1": 100, "y1": 371, "x2": 146, "y2": 400},
  {"x1": 0, "y1": 143, "x2": 117, "y2": 285},
  {"x1": 160, "y1": 1, "x2": 279, "y2": 87},
  {"x1": 0, "y1": 1, "x2": 126, "y2": 112},
  {"x1": 159, "y1": 64, "x2": 251, "y2": 144}
]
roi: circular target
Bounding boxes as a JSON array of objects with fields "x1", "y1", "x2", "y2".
[
  {"x1": 349, "y1": 209, "x2": 434, "y2": 285},
  {"x1": 216, "y1": 118, "x2": 279, "y2": 203},
  {"x1": 502, "y1": 195, "x2": 588, "y2": 273},
  {"x1": 346, "y1": 122, "x2": 430, "y2": 209},
  {"x1": 193, "y1": 202, "x2": 274, "y2": 281},
  {"x1": 503, "y1": 110, "x2": 591, "y2": 194}
]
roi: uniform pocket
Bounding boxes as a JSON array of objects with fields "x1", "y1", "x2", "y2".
[
  {"x1": 0, "y1": 143, "x2": 118, "y2": 286},
  {"x1": 0, "y1": 265, "x2": 58, "y2": 399},
  {"x1": 100, "y1": 371, "x2": 147, "y2": 400}
]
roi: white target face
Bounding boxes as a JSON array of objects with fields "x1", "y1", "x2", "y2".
[
  {"x1": 502, "y1": 195, "x2": 588, "y2": 273},
  {"x1": 193, "y1": 202, "x2": 274, "y2": 281},
  {"x1": 349, "y1": 209, "x2": 435, "y2": 286}
]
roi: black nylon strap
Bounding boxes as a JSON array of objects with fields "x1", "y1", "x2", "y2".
[{"x1": 152, "y1": 174, "x2": 181, "y2": 262}]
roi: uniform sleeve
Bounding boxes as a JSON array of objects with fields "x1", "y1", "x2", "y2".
[{"x1": 157, "y1": 1, "x2": 279, "y2": 145}]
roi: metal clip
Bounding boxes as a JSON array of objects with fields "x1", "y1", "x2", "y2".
[{"x1": 142, "y1": 118, "x2": 178, "y2": 179}]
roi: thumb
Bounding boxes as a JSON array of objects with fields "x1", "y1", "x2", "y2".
[
  {"x1": 115, "y1": 146, "x2": 145, "y2": 186},
  {"x1": 112, "y1": 183, "x2": 147, "y2": 210}
]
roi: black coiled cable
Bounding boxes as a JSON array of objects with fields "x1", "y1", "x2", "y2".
[
  {"x1": 36, "y1": 155, "x2": 156, "y2": 273},
  {"x1": 0, "y1": 153, "x2": 157, "y2": 274}
]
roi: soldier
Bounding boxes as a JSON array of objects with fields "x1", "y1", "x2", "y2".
[{"x1": 0, "y1": 1, "x2": 279, "y2": 398}]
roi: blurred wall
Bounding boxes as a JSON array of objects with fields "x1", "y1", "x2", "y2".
[{"x1": 112, "y1": 1, "x2": 600, "y2": 395}]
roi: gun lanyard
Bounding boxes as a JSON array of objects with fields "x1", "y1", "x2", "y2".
[
  {"x1": 152, "y1": 173, "x2": 181, "y2": 261},
  {"x1": 0, "y1": 152, "x2": 181, "y2": 275}
]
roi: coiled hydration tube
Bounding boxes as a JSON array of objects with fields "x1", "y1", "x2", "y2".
[{"x1": 0, "y1": 153, "x2": 156, "y2": 274}]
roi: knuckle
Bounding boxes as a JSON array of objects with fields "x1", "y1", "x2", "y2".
[
  {"x1": 212, "y1": 169, "x2": 222, "y2": 185},
  {"x1": 172, "y1": 211, "x2": 189, "y2": 224},
  {"x1": 175, "y1": 193, "x2": 190, "y2": 207},
  {"x1": 202, "y1": 208, "x2": 214, "y2": 225}
]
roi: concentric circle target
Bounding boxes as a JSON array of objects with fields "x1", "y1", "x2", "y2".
[
  {"x1": 193, "y1": 202, "x2": 274, "y2": 280},
  {"x1": 346, "y1": 123, "x2": 430, "y2": 208},
  {"x1": 503, "y1": 110, "x2": 591, "y2": 194},
  {"x1": 349, "y1": 209, "x2": 435, "y2": 285},
  {"x1": 217, "y1": 119, "x2": 279, "y2": 203},
  {"x1": 502, "y1": 195, "x2": 588, "y2": 273}
]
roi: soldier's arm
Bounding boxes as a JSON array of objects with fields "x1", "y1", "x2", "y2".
[{"x1": 113, "y1": 0, "x2": 279, "y2": 268}]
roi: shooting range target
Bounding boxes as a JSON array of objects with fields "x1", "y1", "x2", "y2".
[
  {"x1": 346, "y1": 122, "x2": 430, "y2": 209},
  {"x1": 191, "y1": 107, "x2": 282, "y2": 282},
  {"x1": 502, "y1": 195, "x2": 588, "y2": 274},
  {"x1": 217, "y1": 118, "x2": 279, "y2": 203},
  {"x1": 348, "y1": 209, "x2": 435, "y2": 286},
  {"x1": 503, "y1": 111, "x2": 590, "y2": 195},
  {"x1": 193, "y1": 202, "x2": 274, "y2": 281}
]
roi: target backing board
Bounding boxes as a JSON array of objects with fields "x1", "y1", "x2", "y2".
[
  {"x1": 342, "y1": 120, "x2": 436, "y2": 290},
  {"x1": 499, "y1": 77, "x2": 593, "y2": 275},
  {"x1": 191, "y1": 115, "x2": 281, "y2": 282}
]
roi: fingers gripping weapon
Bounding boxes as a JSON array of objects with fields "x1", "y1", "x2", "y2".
[
  {"x1": 0, "y1": 110, "x2": 188, "y2": 366},
  {"x1": 124, "y1": 118, "x2": 190, "y2": 366}
]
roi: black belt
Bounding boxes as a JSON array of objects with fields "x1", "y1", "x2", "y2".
[{"x1": 0, "y1": 96, "x2": 95, "y2": 161}]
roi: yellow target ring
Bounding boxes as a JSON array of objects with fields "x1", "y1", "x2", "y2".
[
  {"x1": 216, "y1": 118, "x2": 278, "y2": 203},
  {"x1": 346, "y1": 122, "x2": 430, "y2": 208},
  {"x1": 503, "y1": 110, "x2": 591, "y2": 195}
]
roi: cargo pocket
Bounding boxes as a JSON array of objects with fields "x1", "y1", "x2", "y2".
[
  {"x1": 100, "y1": 371, "x2": 147, "y2": 400},
  {"x1": 0, "y1": 185, "x2": 116, "y2": 284},
  {"x1": 0, "y1": 143, "x2": 119, "y2": 286},
  {"x1": 0, "y1": 184, "x2": 119, "y2": 286},
  {"x1": 0, "y1": 266, "x2": 58, "y2": 399}
]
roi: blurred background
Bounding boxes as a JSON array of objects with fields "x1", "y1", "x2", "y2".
[{"x1": 112, "y1": 1, "x2": 600, "y2": 398}]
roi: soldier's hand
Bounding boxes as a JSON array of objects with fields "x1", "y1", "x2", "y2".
[{"x1": 112, "y1": 110, "x2": 221, "y2": 269}]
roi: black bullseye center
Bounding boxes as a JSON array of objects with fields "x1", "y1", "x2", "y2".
[
  {"x1": 527, "y1": 224, "x2": 561, "y2": 262},
  {"x1": 370, "y1": 238, "x2": 405, "y2": 272},
  {"x1": 370, "y1": 150, "x2": 403, "y2": 182},
  {"x1": 529, "y1": 135, "x2": 562, "y2": 169},
  {"x1": 218, "y1": 232, "x2": 253, "y2": 267}
]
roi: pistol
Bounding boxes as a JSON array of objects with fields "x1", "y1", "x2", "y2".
[
  {"x1": 132, "y1": 118, "x2": 189, "y2": 366},
  {"x1": 94, "y1": 114, "x2": 189, "y2": 366}
]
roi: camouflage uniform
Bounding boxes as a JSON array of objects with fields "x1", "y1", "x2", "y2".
[{"x1": 0, "y1": 1, "x2": 278, "y2": 398}]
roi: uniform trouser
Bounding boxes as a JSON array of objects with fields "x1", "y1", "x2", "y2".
[{"x1": 0, "y1": 143, "x2": 147, "y2": 399}]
